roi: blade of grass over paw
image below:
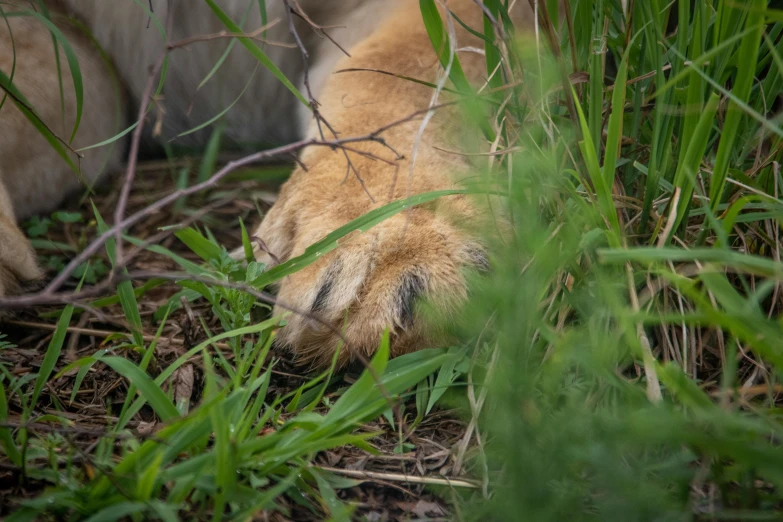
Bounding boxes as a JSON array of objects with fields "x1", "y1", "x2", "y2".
[{"x1": 252, "y1": 189, "x2": 470, "y2": 288}]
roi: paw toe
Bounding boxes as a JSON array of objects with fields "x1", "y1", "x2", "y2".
[
  {"x1": 265, "y1": 214, "x2": 489, "y2": 368},
  {"x1": 395, "y1": 270, "x2": 428, "y2": 330}
]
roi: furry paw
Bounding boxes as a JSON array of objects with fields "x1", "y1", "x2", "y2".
[
  {"x1": 251, "y1": 177, "x2": 489, "y2": 368},
  {"x1": 0, "y1": 214, "x2": 43, "y2": 299}
]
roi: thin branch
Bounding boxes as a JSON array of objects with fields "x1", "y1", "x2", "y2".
[
  {"x1": 166, "y1": 21, "x2": 290, "y2": 50},
  {"x1": 282, "y1": 0, "x2": 322, "y2": 138},
  {"x1": 289, "y1": 1, "x2": 352, "y2": 58},
  {"x1": 113, "y1": 53, "x2": 167, "y2": 268},
  {"x1": 282, "y1": 0, "x2": 377, "y2": 201},
  {"x1": 316, "y1": 466, "x2": 478, "y2": 488}
]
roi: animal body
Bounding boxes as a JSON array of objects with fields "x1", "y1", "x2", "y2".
[{"x1": 0, "y1": 0, "x2": 535, "y2": 365}]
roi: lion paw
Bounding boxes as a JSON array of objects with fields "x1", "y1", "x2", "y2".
[{"x1": 252, "y1": 186, "x2": 488, "y2": 368}]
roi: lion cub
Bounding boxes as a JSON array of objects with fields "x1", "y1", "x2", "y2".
[{"x1": 0, "y1": 0, "x2": 533, "y2": 366}]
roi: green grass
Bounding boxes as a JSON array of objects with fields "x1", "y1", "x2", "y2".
[
  {"x1": 459, "y1": 0, "x2": 783, "y2": 519},
  {"x1": 5, "y1": 0, "x2": 783, "y2": 519}
]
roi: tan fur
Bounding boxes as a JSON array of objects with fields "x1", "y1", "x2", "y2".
[
  {"x1": 0, "y1": 3, "x2": 122, "y2": 295},
  {"x1": 0, "y1": 0, "x2": 535, "y2": 366}
]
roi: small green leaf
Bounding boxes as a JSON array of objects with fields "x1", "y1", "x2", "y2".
[
  {"x1": 175, "y1": 227, "x2": 224, "y2": 262},
  {"x1": 100, "y1": 356, "x2": 179, "y2": 422}
]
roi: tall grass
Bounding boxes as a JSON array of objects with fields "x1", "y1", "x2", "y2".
[{"x1": 455, "y1": 0, "x2": 783, "y2": 519}]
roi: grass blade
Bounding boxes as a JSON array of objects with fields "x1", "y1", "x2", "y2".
[
  {"x1": 29, "y1": 300, "x2": 77, "y2": 409},
  {"x1": 203, "y1": 0, "x2": 309, "y2": 107},
  {"x1": 100, "y1": 356, "x2": 179, "y2": 422},
  {"x1": 708, "y1": 0, "x2": 765, "y2": 209},
  {"x1": 92, "y1": 203, "x2": 144, "y2": 346},
  {"x1": 0, "y1": 379, "x2": 21, "y2": 466},
  {"x1": 418, "y1": 0, "x2": 472, "y2": 94},
  {"x1": 662, "y1": 92, "x2": 720, "y2": 243},
  {"x1": 571, "y1": 87, "x2": 621, "y2": 238},
  {"x1": 4, "y1": 9, "x2": 83, "y2": 141},
  {"x1": 252, "y1": 189, "x2": 469, "y2": 288},
  {"x1": 0, "y1": 68, "x2": 78, "y2": 175}
]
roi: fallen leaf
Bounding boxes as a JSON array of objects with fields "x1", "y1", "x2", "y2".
[
  {"x1": 136, "y1": 421, "x2": 157, "y2": 436},
  {"x1": 172, "y1": 364, "x2": 194, "y2": 415},
  {"x1": 397, "y1": 500, "x2": 446, "y2": 518}
]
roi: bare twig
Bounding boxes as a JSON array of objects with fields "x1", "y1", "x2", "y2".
[
  {"x1": 166, "y1": 22, "x2": 290, "y2": 50},
  {"x1": 316, "y1": 466, "x2": 479, "y2": 488},
  {"x1": 0, "y1": 421, "x2": 161, "y2": 441},
  {"x1": 282, "y1": 0, "x2": 379, "y2": 201},
  {"x1": 282, "y1": 0, "x2": 322, "y2": 139},
  {"x1": 289, "y1": 1, "x2": 351, "y2": 57},
  {"x1": 113, "y1": 53, "x2": 167, "y2": 268}
]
